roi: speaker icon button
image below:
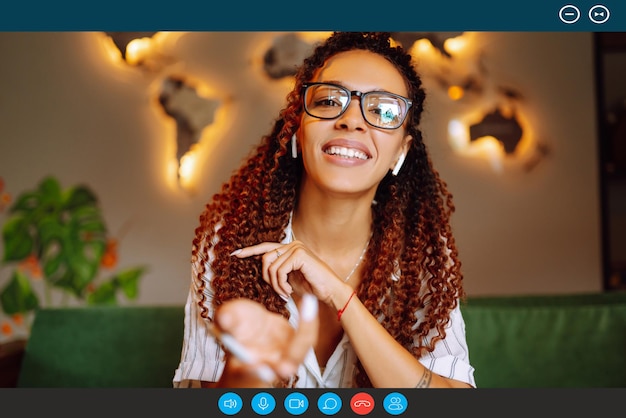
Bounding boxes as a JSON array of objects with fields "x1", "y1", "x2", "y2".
[{"x1": 218, "y1": 392, "x2": 243, "y2": 415}]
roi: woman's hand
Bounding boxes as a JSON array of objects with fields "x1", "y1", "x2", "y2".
[
  {"x1": 231, "y1": 241, "x2": 346, "y2": 305},
  {"x1": 212, "y1": 293, "x2": 318, "y2": 387}
]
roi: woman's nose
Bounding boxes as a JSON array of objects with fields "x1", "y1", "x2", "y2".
[{"x1": 335, "y1": 99, "x2": 367, "y2": 131}]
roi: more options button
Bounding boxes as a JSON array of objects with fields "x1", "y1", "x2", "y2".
[
  {"x1": 589, "y1": 5, "x2": 610, "y2": 24},
  {"x1": 559, "y1": 5, "x2": 581, "y2": 24}
]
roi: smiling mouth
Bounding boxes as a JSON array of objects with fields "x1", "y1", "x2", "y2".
[{"x1": 323, "y1": 146, "x2": 370, "y2": 160}]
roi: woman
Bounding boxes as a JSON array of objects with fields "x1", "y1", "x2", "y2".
[{"x1": 173, "y1": 32, "x2": 476, "y2": 388}]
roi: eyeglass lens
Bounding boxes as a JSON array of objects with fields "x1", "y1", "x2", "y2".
[{"x1": 304, "y1": 83, "x2": 409, "y2": 129}]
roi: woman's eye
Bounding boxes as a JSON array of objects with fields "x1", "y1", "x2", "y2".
[{"x1": 314, "y1": 97, "x2": 342, "y2": 107}]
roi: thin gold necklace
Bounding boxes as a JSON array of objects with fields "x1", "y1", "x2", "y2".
[{"x1": 290, "y1": 229, "x2": 372, "y2": 282}]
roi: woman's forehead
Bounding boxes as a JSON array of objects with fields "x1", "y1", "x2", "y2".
[{"x1": 312, "y1": 50, "x2": 408, "y2": 95}]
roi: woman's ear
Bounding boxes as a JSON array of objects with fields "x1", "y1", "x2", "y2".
[
  {"x1": 401, "y1": 135, "x2": 413, "y2": 156},
  {"x1": 391, "y1": 135, "x2": 412, "y2": 176}
]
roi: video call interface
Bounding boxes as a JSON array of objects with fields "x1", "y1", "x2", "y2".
[
  {"x1": 1, "y1": 1, "x2": 625, "y2": 417},
  {"x1": 201, "y1": 4, "x2": 625, "y2": 414},
  {"x1": 213, "y1": 4, "x2": 624, "y2": 415}
]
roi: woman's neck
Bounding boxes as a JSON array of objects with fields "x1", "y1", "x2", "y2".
[{"x1": 292, "y1": 182, "x2": 374, "y2": 257}]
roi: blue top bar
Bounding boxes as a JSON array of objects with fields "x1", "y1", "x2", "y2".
[{"x1": 0, "y1": 0, "x2": 624, "y2": 31}]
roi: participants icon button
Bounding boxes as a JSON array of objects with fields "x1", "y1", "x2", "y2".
[
  {"x1": 559, "y1": 5, "x2": 580, "y2": 24},
  {"x1": 218, "y1": 392, "x2": 243, "y2": 415},
  {"x1": 589, "y1": 5, "x2": 610, "y2": 24},
  {"x1": 317, "y1": 392, "x2": 342, "y2": 415},
  {"x1": 383, "y1": 392, "x2": 408, "y2": 415},
  {"x1": 284, "y1": 392, "x2": 309, "y2": 415},
  {"x1": 251, "y1": 392, "x2": 276, "y2": 415},
  {"x1": 350, "y1": 392, "x2": 375, "y2": 415}
]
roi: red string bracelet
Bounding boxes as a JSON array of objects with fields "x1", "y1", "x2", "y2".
[{"x1": 337, "y1": 290, "x2": 356, "y2": 321}]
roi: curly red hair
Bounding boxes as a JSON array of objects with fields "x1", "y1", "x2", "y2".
[{"x1": 191, "y1": 32, "x2": 465, "y2": 387}]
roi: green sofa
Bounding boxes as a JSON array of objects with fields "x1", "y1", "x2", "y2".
[
  {"x1": 463, "y1": 291, "x2": 626, "y2": 387},
  {"x1": 14, "y1": 291, "x2": 626, "y2": 388},
  {"x1": 17, "y1": 306, "x2": 184, "y2": 388}
]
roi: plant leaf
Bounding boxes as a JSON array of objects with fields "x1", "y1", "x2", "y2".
[
  {"x1": 1, "y1": 176, "x2": 146, "y2": 308},
  {"x1": 0, "y1": 270, "x2": 39, "y2": 315},
  {"x1": 36, "y1": 194, "x2": 107, "y2": 297},
  {"x1": 115, "y1": 267, "x2": 146, "y2": 299},
  {"x1": 86, "y1": 281, "x2": 118, "y2": 305},
  {"x1": 37, "y1": 176, "x2": 63, "y2": 203},
  {"x1": 8, "y1": 190, "x2": 41, "y2": 214},
  {"x1": 63, "y1": 185, "x2": 98, "y2": 210},
  {"x1": 2, "y1": 216, "x2": 34, "y2": 262}
]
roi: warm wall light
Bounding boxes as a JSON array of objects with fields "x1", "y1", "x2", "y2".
[
  {"x1": 99, "y1": 32, "x2": 227, "y2": 193},
  {"x1": 408, "y1": 32, "x2": 549, "y2": 173},
  {"x1": 391, "y1": 32, "x2": 465, "y2": 57},
  {"x1": 178, "y1": 147, "x2": 200, "y2": 191},
  {"x1": 448, "y1": 106, "x2": 535, "y2": 173},
  {"x1": 157, "y1": 75, "x2": 222, "y2": 193},
  {"x1": 103, "y1": 32, "x2": 176, "y2": 71},
  {"x1": 103, "y1": 32, "x2": 156, "y2": 65},
  {"x1": 469, "y1": 108, "x2": 523, "y2": 155},
  {"x1": 124, "y1": 37, "x2": 154, "y2": 66},
  {"x1": 443, "y1": 36, "x2": 468, "y2": 55},
  {"x1": 448, "y1": 119, "x2": 506, "y2": 172},
  {"x1": 448, "y1": 85, "x2": 465, "y2": 101}
]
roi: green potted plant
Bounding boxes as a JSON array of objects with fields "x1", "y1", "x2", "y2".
[{"x1": 0, "y1": 176, "x2": 146, "y2": 329}]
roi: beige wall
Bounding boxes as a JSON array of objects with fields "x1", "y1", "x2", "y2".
[{"x1": 0, "y1": 32, "x2": 602, "y2": 308}]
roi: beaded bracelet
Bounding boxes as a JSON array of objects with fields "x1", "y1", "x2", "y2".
[{"x1": 337, "y1": 290, "x2": 356, "y2": 321}]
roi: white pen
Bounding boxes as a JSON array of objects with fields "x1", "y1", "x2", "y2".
[{"x1": 206, "y1": 320, "x2": 277, "y2": 384}]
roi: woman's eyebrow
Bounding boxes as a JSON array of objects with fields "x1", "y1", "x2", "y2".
[
  {"x1": 317, "y1": 80, "x2": 390, "y2": 93},
  {"x1": 316, "y1": 79, "x2": 344, "y2": 86}
]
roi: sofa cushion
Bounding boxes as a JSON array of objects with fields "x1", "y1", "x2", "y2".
[
  {"x1": 17, "y1": 306, "x2": 184, "y2": 388},
  {"x1": 461, "y1": 292, "x2": 626, "y2": 387}
]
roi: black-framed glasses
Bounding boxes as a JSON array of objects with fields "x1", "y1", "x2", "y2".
[{"x1": 302, "y1": 82, "x2": 413, "y2": 130}]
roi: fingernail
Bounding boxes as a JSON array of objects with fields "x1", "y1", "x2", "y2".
[
  {"x1": 279, "y1": 294, "x2": 289, "y2": 302},
  {"x1": 230, "y1": 249, "x2": 242, "y2": 256},
  {"x1": 255, "y1": 364, "x2": 277, "y2": 384},
  {"x1": 300, "y1": 293, "x2": 318, "y2": 322},
  {"x1": 277, "y1": 362, "x2": 297, "y2": 379}
]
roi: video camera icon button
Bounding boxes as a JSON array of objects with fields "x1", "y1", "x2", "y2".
[
  {"x1": 559, "y1": 5, "x2": 581, "y2": 24},
  {"x1": 284, "y1": 392, "x2": 309, "y2": 416},
  {"x1": 589, "y1": 5, "x2": 610, "y2": 24},
  {"x1": 218, "y1": 392, "x2": 243, "y2": 415}
]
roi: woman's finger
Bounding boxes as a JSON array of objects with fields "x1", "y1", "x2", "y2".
[
  {"x1": 276, "y1": 293, "x2": 319, "y2": 378},
  {"x1": 231, "y1": 242, "x2": 293, "y2": 299},
  {"x1": 230, "y1": 242, "x2": 282, "y2": 258},
  {"x1": 268, "y1": 252, "x2": 295, "y2": 299}
]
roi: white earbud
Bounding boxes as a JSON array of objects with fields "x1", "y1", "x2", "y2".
[
  {"x1": 291, "y1": 134, "x2": 298, "y2": 159},
  {"x1": 392, "y1": 153, "x2": 406, "y2": 176}
]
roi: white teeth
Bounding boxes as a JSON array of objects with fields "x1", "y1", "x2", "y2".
[{"x1": 325, "y1": 146, "x2": 369, "y2": 160}]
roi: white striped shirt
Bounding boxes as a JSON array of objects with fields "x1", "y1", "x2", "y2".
[{"x1": 173, "y1": 222, "x2": 476, "y2": 388}]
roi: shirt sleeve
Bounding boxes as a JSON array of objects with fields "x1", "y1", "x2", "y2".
[
  {"x1": 416, "y1": 303, "x2": 476, "y2": 387},
  {"x1": 172, "y1": 258, "x2": 226, "y2": 388}
]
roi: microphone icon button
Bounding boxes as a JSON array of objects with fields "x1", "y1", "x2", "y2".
[{"x1": 251, "y1": 392, "x2": 276, "y2": 415}]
